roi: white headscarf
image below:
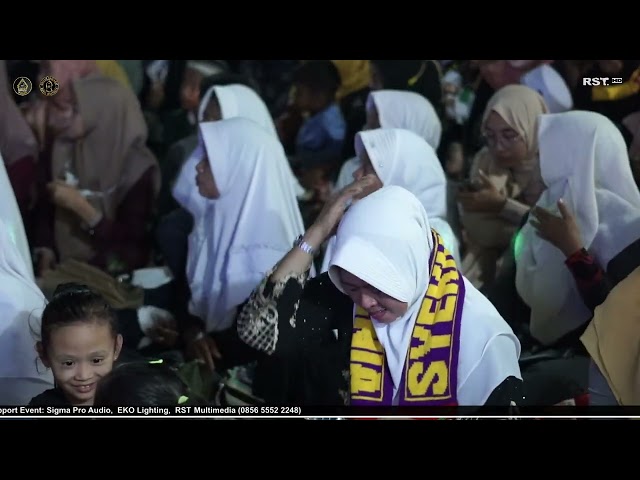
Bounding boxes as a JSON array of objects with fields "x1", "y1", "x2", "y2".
[
  {"x1": 520, "y1": 64, "x2": 573, "y2": 114},
  {"x1": 173, "y1": 84, "x2": 305, "y2": 216},
  {"x1": 329, "y1": 186, "x2": 432, "y2": 391},
  {"x1": 187, "y1": 117, "x2": 307, "y2": 332},
  {"x1": 0, "y1": 154, "x2": 33, "y2": 280},
  {"x1": 322, "y1": 128, "x2": 460, "y2": 272},
  {"x1": 328, "y1": 186, "x2": 521, "y2": 404},
  {"x1": 334, "y1": 89, "x2": 442, "y2": 192},
  {"x1": 0, "y1": 217, "x2": 54, "y2": 403},
  {"x1": 516, "y1": 111, "x2": 640, "y2": 345},
  {"x1": 369, "y1": 89, "x2": 442, "y2": 150}
]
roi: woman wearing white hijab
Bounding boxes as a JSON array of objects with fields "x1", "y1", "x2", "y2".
[
  {"x1": 0, "y1": 154, "x2": 33, "y2": 280},
  {"x1": 320, "y1": 128, "x2": 460, "y2": 272},
  {"x1": 173, "y1": 83, "x2": 305, "y2": 220},
  {"x1": 238, "y1": 183, "x2": 522, "y2": 406},
  {"x1": 0, "y1": 217, "x2": 54, "y2": 404},
  {"x1": 334, "y1": 89, "x2": 442, "y2": 191},
  {"x1": 516, "y1": 110, "x2": 640, "y2": 347},
  {"x1": 184, "y1": 117, "x2": 307, "y2": 370}
]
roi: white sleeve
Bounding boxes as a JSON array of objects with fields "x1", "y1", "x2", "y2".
[{"x1": 457, "y1": 333, "x2": 522, "y2": 406}]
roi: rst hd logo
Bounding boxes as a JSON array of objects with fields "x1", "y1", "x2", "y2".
[{"x1": 582, "y1": 77, "x2": 623, "y2": 86}]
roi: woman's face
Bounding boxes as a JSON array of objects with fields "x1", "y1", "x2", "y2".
[
  {"x1": 195, "y1": 154, "x2": 220, "y2": 199},
  {"x1": 482, "y1": 111, "x2": 528, "y2": 168},
  {"x1": 338, "y1": 268, "x2": 408, "y2": 323},
  {"x1": 352, "y1": 148, "x2": 383, "y2": 198},
  {"x1": 201, "y1": 95, "x2": 222, "y2": 122}
]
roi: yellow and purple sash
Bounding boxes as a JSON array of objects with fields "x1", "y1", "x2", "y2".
[{"x1": 349, "y1": 229, "x2": 464, "y2": 406}]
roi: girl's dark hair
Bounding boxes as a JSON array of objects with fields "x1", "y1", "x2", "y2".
[
  {"x1": 40, "y1": 283, "x2": 118, "y2": 355},
  {"x1": 370, "y1": 60, "x2": 443, "y2": 114},
  {"x1": 293, "y1": 60, "x2": 342, "y2": 96},
  {"x1": 199, "y1": 71, "x2": 259, "y2": 100},
  {"x1": 93, "y1": 361, "x2": 207, "y2": 406}
]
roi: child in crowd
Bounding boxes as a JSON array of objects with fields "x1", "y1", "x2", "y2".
[
  {"x1": 289, "y1": 60, "x2": 346, "y2": 224},
  {"x1": 28, "y1": 283, "x2": 123, "y2": 406},
  {"x1": 93, "y1": 360, "x2": 207, "y2": 406}
]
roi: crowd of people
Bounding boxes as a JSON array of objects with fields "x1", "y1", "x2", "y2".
[{"x1": 1, "y1": 59, "x2": 639, "y2": 411}]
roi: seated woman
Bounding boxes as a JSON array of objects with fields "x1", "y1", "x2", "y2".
[
  {"x1": 321, "y1": 128, "x2": 460, "y2": 273},
  {"x1": 334, "y1": 89, "x2": 442, "y2": 192},
  {"x1": 238, "y1": 184, "x2": 522, "y2": 407},
  {"x1": 173, "y1": 82, "x2": 304, "y2": 223},
  {"x1": 0, "y1": 60, "x2": 39, "y2": 228},
  {"x1": 182, "y1": 117, "x2": 308, "y2": 373},
  {"x1": 581, "y1": 264, "x2": 640, "y2": 406},
  {"x1": 24, "y1": 60, "x2": 160, "y2": 279},
  {"x1": 0, "y1": 217, "x2": 54, "y2": 405},
  {"x1": 458, "y1": 85, "x2": 547, "y2": 287},
  {"x1": 517, "y1": 110, "x2": 640, "y2": 348}
]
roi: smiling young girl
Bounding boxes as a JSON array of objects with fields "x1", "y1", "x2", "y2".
[{"x1": 29, "y1": 283, "x2": 123, "y2": 406}]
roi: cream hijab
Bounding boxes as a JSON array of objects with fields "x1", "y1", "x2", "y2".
[
  {"x1": 173, "y1": 84, "x2": 304, "y2": 218},
  {"x1": 0, "y1": 217, "x2": 54, "y2": 402},
  {"x1": 322, "y1": 128, "x2": 460, "y2": 272},
  {"x1": 187, "y1": 118, "x2": 307, "y2": 332},
  {"x1": 516, "y1": 111, "x2": 640, "y2": 345},
  {"x1": 461, "y1": 85, "x2": 548, "y2": 249},
  {"x1": 581, "y1": 265, "x2": 640, "y2": 406}
]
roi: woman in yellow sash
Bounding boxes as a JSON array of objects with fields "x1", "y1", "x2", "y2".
[{"x1": 238, "y1": 182, "x2": 522, "y2": 407}]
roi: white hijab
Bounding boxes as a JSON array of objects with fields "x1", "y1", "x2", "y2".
[
  {"x1": 516, "y1": 111, "x2": 640, "y2": 346},
  {"x1": 369, "y1": 89, "x2": 442, "y2": 150},
  {"x1": 187, "y1": 117, "x2": 307, "y2": 332},
  {"x1": 173, "y1": 84, "x2": 304, "y2": 217},
  {"x1": 322, "y1": 128, "x2": 459, "y2": 272},
  {"x1": 333, "y1": 89, "x2": 442, "y2": 192},
  {"x1": 0, "y1": 217, "x2": 54, "y2": 402},
  {"x1": 0, "y1": 154, "x2": 33, "y2": 280},
  {"x1": 328, "y1": 186, "x2": 521, "y2": 403},
  {"x1": 329, "y1": 186, "x2": 432, "y2": 391}
]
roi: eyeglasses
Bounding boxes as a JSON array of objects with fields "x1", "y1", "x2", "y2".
[{"x1": 481, "y1": 131, "x2": 523, "y2": 149}]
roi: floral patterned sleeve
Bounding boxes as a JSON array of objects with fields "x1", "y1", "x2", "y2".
[{"x1": 564, "y1": 248, "x2": 613, "y2": 313}]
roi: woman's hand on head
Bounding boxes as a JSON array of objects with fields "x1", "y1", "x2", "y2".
[
  {"x1": 529, "y1": 199, "x2": 583, "y2": 257},
  {"x1": 310, "y1": 174, "x2": 379, "y2": 241}
]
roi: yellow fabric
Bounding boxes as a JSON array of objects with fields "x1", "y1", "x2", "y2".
[
  {"x1": 332, "y1": 60, "x2": 370, "y2": 100},
  {"x1": 350, "y1": 230, "x2": 462, "y2": 403},
  {"x1": 591, "y1": 68, "x2": 640, "y2": 101},
  {"x1": 96, "y1": 60, "x2": 133, "y2": 91},
  {"x1": 581, "y1": 265, "x2": 640, "y2": 406}
]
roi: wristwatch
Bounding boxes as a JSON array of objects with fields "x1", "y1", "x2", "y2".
[{"x1": 294, "y1": 234, "x2": 318, "y2": 257}]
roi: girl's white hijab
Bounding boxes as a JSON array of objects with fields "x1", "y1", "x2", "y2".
[
  {"x1": 173, "y1": 84, "x2": 304, "y2": 217},
  {"x1": 334, "y1": 89, "x2": 443, "y2": 193},
  {"x1": 0, "y1": 154, "x2": 33, "y2": 280},
  {"x1": 322, "y1": 128, "x2": 459, "y2": 272},
  {"x1": 0, "y1": 217, "x2": 53, "y2": 400},
  {"x1": 516, "y1": 111, "x2": 640, "y2": 345},
  {"x1": 328, "y1": 186, "x2": 432, "y2": 391},
  {"x1": 187, "y1": 117, "x2": 307, "y2": 332},
  {"x1": 368, "y1": 89, "x2": 442, "y2": 150}
]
